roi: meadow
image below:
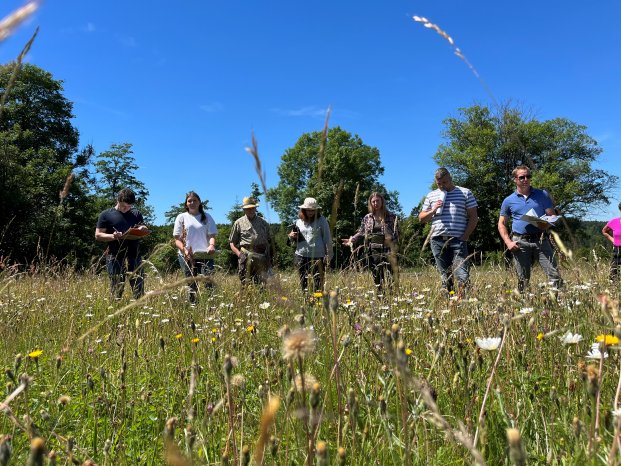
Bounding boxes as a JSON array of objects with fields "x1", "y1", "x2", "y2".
[{"x1": 1, "y1": 258, "x2": 620, "y2": 465}]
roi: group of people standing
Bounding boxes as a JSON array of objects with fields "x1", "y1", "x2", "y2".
[{"x1": 95, "y1": 165, "x2": 620, "y2": 303}]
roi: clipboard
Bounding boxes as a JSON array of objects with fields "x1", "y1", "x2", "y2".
[{"x1": 123, "y1": 227, "x2": 151, "y2": 240}]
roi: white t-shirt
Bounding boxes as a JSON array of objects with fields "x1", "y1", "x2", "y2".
[{"x1": 173, "y1": 212, "x2": 218, "y2": 253}]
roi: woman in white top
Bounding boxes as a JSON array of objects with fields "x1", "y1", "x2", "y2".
[
  {"x1": 173, "y1": 191, "x2": 218, "y2": 303},
  {"x1": 287, "y1": 197, "x2": 333, "y2": 293}
]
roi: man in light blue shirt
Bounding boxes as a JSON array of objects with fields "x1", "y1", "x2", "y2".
[
  {"x1": 419, "y1": 167, "x2": 478, "y2": 296},
  {"x1": 498, "y1": 165, "x2": 561, "y2": 292}
]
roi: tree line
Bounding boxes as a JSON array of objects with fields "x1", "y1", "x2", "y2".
[{"x1": 1, "y1": 63, "x2": 616, "y2": 273}]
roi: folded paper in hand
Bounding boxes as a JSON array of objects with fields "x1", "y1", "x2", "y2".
[{"x1": 519, "y1": 209, "x2": 559, "y2": 227}]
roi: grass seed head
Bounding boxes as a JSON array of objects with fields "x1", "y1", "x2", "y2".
[
  {"x1": 506, "y1": 428, "x2": 526, "y2": 466},
  {"x1": 337, "y1": 447, "x2": 346, "y2": 466}
]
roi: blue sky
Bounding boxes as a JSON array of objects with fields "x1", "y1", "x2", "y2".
[{"x1": 2, "y1": 0, "x2": 619, "y2": 225}]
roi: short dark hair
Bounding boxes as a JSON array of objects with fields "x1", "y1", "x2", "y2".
[
  {"x1": 117, "y1": 188, "x2": 136, "y2": 204},
  {"x1": 435, "y1": 167, "x2": 450, "y2": 179}
]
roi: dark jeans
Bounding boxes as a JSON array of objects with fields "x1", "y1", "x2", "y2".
[
  {"x1": 178, "y1": 254, "x2": 214, "y2": 302},
  {"x1": 611, "y1": 246, "x2": 621, "y2": 282},
  {"x1": 367, "y1": 250, "x2": 393, "y2": 293},
  {"x1": 294, "y1": 255, "x2": 325, "y2": 293},
  {"x1": 511, "y1": 234, "x2": 561, "y2": 292},
  {"x1": 430, "y1": 237, "x2": 469, "y2": 293},
  {"x1": 106, "y1": 252, "x2": 144, "y2": 299}
]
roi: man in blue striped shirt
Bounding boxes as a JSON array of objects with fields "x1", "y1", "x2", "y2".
[{"x1": 419, "y1": 167, "x2": 478, "y2": 296}]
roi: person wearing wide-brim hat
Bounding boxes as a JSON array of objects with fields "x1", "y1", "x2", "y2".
[
  {"x1": 288, "y1": 197, "x2": 333, "y2": 293},
  {"x1": 229, "y1": 196, "x2": 274, "y2": 285}
]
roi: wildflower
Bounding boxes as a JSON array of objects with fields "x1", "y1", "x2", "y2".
[
  {"x1": 560, "y1": 332, "x2": 583, "y2": 345},
  {"x1": 282, "y1": 329, "x2": 315, "y2": 361},
  {"x1": 281, "y1": 296, "x2": 288, "y2": 301},
  {"x1": 405, "y1": 348, "x2": 413, "y2": 356},
  {"x1": 475, "y1": 337, "x2": 501, "y2": 351},
  {"x1": 246, "y1": 325, "x2": 255, "y2": 333},
  {"x1": 191, "y1": 337, "x2": 200, "y2": 344},
  {"x1": 313, "y1": 292, "x2": 323, "y2": 298},
  {"x1": 175, "y1": 333, "x2": 183, "y2": 340},
  {"x1": 259, "y1": 302, "x2": 270, "y2": 310},
  {"x1": 536, "y1": 332, "x2": 544, "y2": 341},
  {"x1": 57, "y1": 395, "x2": 71, "y2": 407},
  {"x1": 596, "y1": 334, "x2": 619, "y2": 345},
  {"x1": 586, "y1": 343, "x2": 608, "y2": 360},
  {"x1": 28, "y1": 349, "x2": 43, "y2": 359},
  {"x1": 294, "y1": 373, "x2": 317, "y2": 392},
  {"x1": 519, "y1": 307, "x2": 534, "y2": 315}
]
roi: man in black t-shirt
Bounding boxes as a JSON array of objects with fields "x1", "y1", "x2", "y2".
[{"x1": 95, "y1": 188, "x2": 149, "y2": 299}]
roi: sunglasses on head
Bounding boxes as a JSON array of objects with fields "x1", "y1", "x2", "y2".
[{"x1": 517, "y1": 174, "x2": 532, "y2": 180}]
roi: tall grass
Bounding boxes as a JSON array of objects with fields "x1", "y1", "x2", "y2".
[{"x1": 1, "y1": 260, "x2": 620, "y2": 464}]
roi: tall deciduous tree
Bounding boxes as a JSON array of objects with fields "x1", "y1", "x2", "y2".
[
  {"x1": 94, "y1": 142, "x2": 154, "y2": 222},
  {"x1": 269, "y1": 126, "x2": 400, "y2": 240},
  {"x1": 434, "y1": 104, "x2": 618, "y2": 252},
  {"x1": 0, "y1": 63, "x2": 97, "y2": 264}
]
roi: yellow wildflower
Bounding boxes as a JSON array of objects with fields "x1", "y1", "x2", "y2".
[
  {"x1": 313, "y1": 292, "x2": 323, "y2": 298},
  {"x1": 211, "y1": 337, "x2": 217, "y2": 343},
  {"x1": 405, "y1": 348, "x2": 413, "y2": 356},
  {"x1": 246, "y1": 325, "x2": 255, "y2": 333},
  {"x1": 596, "y1": 335, "x2": 619, "y2": 345},
  {"x1": 191, "y1": 337, "x2": 200, "y2": 344},
  {"x1": 281, "y1": 296, "x2": 288, "y2": 301},
  {"x1": 175, "y1": 333, "x2": 183, "y2": 340},
  {"x1": 536, "y1": 332, "x2": 544, "y2": 341},
  {"x1": 28, "y1": 349, "x2": 43, "y2": 359}
]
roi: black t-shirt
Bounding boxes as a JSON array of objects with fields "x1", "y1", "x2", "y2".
[{"x1": 96, "y1": 207, "x2": 144, "y2": 256}]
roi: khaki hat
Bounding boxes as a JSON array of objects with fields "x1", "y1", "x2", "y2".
[
  {"x1": 299, "y1": 197, "x2": 320, "y2": 210},
  {"x1": 241, "y1": 197, "x2": 259, "y2": 209}
]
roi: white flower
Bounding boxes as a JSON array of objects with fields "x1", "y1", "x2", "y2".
[
  {"x1": 586, "y1": 343, "x2": 608, "y2": 360},
  {"x1": 560, "y1": 331, "x2": 583, "y2": 345},
  {"x1": 259, "y1": 302, "x2": 270, "y2": 310},
  {"x1": 519, "y1": 307, "x2": 534, "y2": 315},
  {"x1": 475, "y1": 337, "x2": 501, "y2": 351}
]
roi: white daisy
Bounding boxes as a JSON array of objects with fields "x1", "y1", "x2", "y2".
[
  {"x1": 559, "y1": 332, "x2": 583, "y2": 345},
  {"x1": 586, "y1": 343, "x2": 608, "y2": 360},
  {"x1": 475, "y1": 337, "x2": 501, "y2": 351}
]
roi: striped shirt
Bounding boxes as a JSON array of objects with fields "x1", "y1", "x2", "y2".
[{"x1": 422, "y1": 186, "x2": 477, "y2": 237}]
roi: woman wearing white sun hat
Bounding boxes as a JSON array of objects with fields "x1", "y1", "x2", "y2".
[{"x1": 288, "y1": 197, "x2": 333, "y2": 293}]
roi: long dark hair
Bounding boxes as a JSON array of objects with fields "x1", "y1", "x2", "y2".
[
  {"x1": 298, "y1": 208, "x2": 321, "y2": 223},
  {"x1": 185, "y1": 191, "x2": 206, "y2": 223}
]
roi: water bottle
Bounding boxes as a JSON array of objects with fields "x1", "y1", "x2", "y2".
[{"x1": 435, "y1": 190, "x2": 447, "y2": 216}]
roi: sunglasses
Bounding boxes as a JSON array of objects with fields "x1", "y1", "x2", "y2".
[{"x1": 517, "y1": 175, "x2": 532, "y2": 181}]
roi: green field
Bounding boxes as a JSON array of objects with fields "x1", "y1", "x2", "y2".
[{"x1": 1, "y1": 261, "x2": 620, "y2": 465}]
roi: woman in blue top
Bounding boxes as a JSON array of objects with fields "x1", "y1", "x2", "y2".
[{"x1": 288, "y1": 198, "x2": 333, "y2": 293}]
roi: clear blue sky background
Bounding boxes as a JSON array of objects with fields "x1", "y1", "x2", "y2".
[{"x1": 2, "y1": 0, "x2": 619, "y2": 225}]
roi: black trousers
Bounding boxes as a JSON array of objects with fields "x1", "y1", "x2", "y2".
[
  {"x1": 294, "y1": 255, "x2": 325, "y2": 292},
  {"x1": 612, "y1": 246, "x2": 621, "y2": 282}
]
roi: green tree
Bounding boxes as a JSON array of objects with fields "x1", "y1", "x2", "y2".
[
  {"x1": 0, "y1": 63, "x2": 98, "y2": 265},
  {"x1": 269, "y1": 126, "x2": 400, "y2": 266},
  {"x1": 94, "y1": 142, "x2": 154, "y2": 222},
  {"x1": 434, "y1": 104, "x2": 618, "y2": 252}
]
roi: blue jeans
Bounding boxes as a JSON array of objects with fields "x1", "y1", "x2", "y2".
[
  {"x1": 511, "y1": 234, "x2": 561, "y2": 291},
  {"x1": 430, "y1": 237, "x2": 469, "y2": 292},
  {"x1": 178, "y1": 254, "x2": 214, "y2": 302},
  {"x1": 106, "y1": 252, "x2": 144, "y2": 299}
]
